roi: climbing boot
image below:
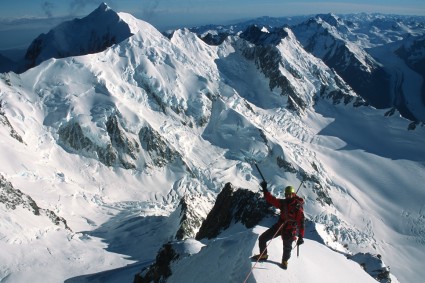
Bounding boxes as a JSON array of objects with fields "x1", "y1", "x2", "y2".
[{"x1": 251, "y1": 254, "x2": 268, "y2": 261}]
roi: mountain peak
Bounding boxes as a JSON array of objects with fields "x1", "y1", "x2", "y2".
[
  {"x1": 21, "y1": 2, "x2": 132, "y2": 72},
  {"x1": 240, "y1": 24, "x2": 288, "y2": 45},
  {"x1": 84, "y1": 2, "x2": 117, "y2": 21},
  {"x1": 89, "y1": 2, "x2": 112, "y2": 17},
  {"x1": 98, "y1": 2, "x2": 110, "y2": 11},
  {"x1": 316, "y1": 13, "x2": 342, "y2": 26}
]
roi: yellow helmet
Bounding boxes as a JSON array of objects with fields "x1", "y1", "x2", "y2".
[{"x1": 285, "y1": 186, "x2": 295, "y2": 194}]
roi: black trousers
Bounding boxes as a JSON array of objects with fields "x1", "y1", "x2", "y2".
[{"x1": 258, "y1": 223, "x2": 294, "y2": 261}]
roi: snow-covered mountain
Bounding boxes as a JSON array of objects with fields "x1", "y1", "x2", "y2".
[
  {"x1": 1, "y1": 3, "x2": 425, "y2": 283},
  {"x1": 395, "y1": 34, "x2": 425, "y2": 111},
  {"x1": 292, "y1": 14, "x2": 391, "y2": 112},
  {"x1": 191, "y1": 13, "x2": 425, "y2": 124},
  {"x1": 20, "y1": 3, "x2": 133, "y2": 73}
]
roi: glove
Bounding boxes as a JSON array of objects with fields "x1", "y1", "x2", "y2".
[
  {"x1": 297, "y1": 237, "x2": 304, "y2": 246},
  {"x1": 260, "y1": 181, "x2": 268, "y2": 193}
]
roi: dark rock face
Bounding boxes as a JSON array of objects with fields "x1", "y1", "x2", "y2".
[
  {"x1": 58, "y1": 116, "x2": 185, "y2": 170},
  {"x1": 319, "y1": 76, "x2": 365, "y2": 107},
  {"x1": 132, "y1": 192, "x2": 210, "y2": 282},
  {"x1": 348, "y1": 253, "x2": 391, "y2": 283},
  {"x1": 324, "y1": 46, "x2": 392, "y2": 109},
  {"x1": 106, "y1": 115, "x2": 140, "y2": 168},
  {"x1": 239, "y1": 26, "x2": 306, "y2": 112},
  {"x1": 396, "y1": 35, "x2": 425, "y2": 114},
  {"x1": 240, "y1": 25, "x2": 288, "y2": 46},
  {"x1": 199, "y1": 32, "x2": 229, "y2": 46},
  {"x1": 58, "y1": 120, "x2": 119, "y2": 167},
  {"x1": 139, "y1": 126, "x2": 181, "y2": 167},
  {"x1": 58, "y1": 121, "x2": 97, "y2": 152},
  {"x1": 0, "y1": 102, "x2": 24, "y2": 144},
  {"x1": 195, "y1": 182, "x2": 272, "y2": 240},
  {"x1": 133, "y1": 243, "x2": 178, "y2": 283},
  {"x1": 257, "y1": 46, "x2": 305, "y2": 112},
  {"x1": 58, "y1": 115, "x2": 139, "y2": 169},
  {"x1": 0, "y1": 174, "x2": 71, "y2": 231},
  {"x1": 174, "y1": 194, "x2": 209, "y2": 241}
]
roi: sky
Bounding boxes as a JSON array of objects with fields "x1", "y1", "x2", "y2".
[
  {"x1": 0, "y1": 0, "x2": 425, "y2": 50},
  {"x1": 1, "y1": 1, "x2": 425, "y2": 24}
]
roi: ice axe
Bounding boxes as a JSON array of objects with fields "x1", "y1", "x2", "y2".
[
  {"x1": 239, "y1": 148, "x2": 266, "y2": 178},
  {"x1": 296, "y1": 179, "x2": 304, "y2": 257},
  {"x1": 296, "y1": 179, "x2": 304, "y2": 194},
  {"x1": 254, "y1": 163, "x2": 266, "y2": 183}
]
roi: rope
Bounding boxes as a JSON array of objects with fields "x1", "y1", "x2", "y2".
[{"x1": 243, "y1": 221, "x2": 286, "y2": 283}]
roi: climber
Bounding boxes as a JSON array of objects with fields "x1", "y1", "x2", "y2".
[{"x1": 252, "y1": 181, "x2": 305, "y2": 269}]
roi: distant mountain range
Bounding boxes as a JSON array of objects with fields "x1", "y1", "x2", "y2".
[
  {"x1": 190, "y1": 13, "x2": 425, "y2": 123},
  {"x1": 2, "y1": 9, "x2": 425, "y2": 124}
]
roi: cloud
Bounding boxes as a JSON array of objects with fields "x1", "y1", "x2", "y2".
[
  {"x1": 42, "y1": 2, "x2": 55, "y2": 18},
  {"x1": 140, "y1": 0, "x2": 161, "y2": 21},
  {"x1": 69, "y1": 0, "x2": 102, "y2": 15}
]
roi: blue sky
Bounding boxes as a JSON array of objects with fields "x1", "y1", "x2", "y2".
[
  {"x1": 1, "y1": 1, "x2": 425, "y2": 24},
  {"x1": 0, "y1": 0, "x2": 425, "y2": 50}
]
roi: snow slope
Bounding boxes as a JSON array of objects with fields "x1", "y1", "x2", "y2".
[
  {"x1": 1, "y1": 4, "x2": 425, "y2": 283},
  {"x1": 168, "y1": 222, "x2": 383, "y2": 283}
]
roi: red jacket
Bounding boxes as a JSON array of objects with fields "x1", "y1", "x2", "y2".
[{"x1": 265, "y1": 191, "x2": 305, "y2": 239}]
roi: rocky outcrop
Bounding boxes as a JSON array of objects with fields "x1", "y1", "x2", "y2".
[
  {"x1": 133, "y1": 242, "x2": 178, "y2": 283},
  {"x1": 173, "y1": 194, "x2": 212, "y2": 240},
  {"x1": 133, "y1": 192, "x2": 211, "y2": 282},
  {"x1": 58, "y1": 115, "x2": 139, "y2": 169},
  {"x1": 139, "y1": 126, "x2": 182, "y2": 167},
  {"x1": 0, "y1": 102, "x2": 25, "y2": 144},
  {"x1": 396, "y1": 34, "x2": 425, "y2": 121},
  {"x1": 199, "y1": 32, "x2": 229, "y2": 46},
  {"x1": 240, "y1": 25, "x2": 288, "y2": 46},
  {"x1": 348, "y1": 253, "x2": 391, "y2": 283},
  {"x1": 240, "y1": 26, "x2": 304, "y2": 112},
  {"x1": 0, "y1": 174, "x2": 71, "y2": 231},
  {"x1": 195, "y1": 182, "x2": 272, "y2": 240},
  {"x1": 58, "y1": 120, "x2": 118, "y2": 167},
  {"x1": 319, "y1": 75, "x2": 365, "y2": 107},
  {"x1": 395, "y1": 34, "x2": 425, "y2": 75},
  {"x1": 106, "y1": 115, "x2": 140, "y2": 168},
  {"x1": 58, "y1": 117, "x2": 187, "y2": 170}
]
